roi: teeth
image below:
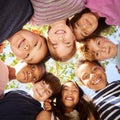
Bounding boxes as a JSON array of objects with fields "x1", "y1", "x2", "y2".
[
  {"x1": 92, "y1": 79, "x2": 101, "y2": 85},
  {"x1": 65, "y1": 97, "x2": 73, "y2": 101}
]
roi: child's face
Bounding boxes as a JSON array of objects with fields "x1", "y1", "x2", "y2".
[
  {"x1": 48, "y1": 23, "x2": 76, "y2": 59},
  {"x1": 61, "y1": 82, "x2": 79, "y2": 109},
  {"x1": 16, "y1": 62, "x2": 45, "y2": 83},
  {"x1": 32, "y1": 80, "x2": 53, "y2": 101},
  {"x1": 76, "y1": 62, "x2": 107, "y2": 91},
  {"x1": 73, "y1": 12, "x2": 98, "y2": 41},
  {"x1": 87, "y1": 37, "x2": 118, "y2": 60},
  {"x1": 9, "y1": 30, "x2": 48, "y2": 64}
]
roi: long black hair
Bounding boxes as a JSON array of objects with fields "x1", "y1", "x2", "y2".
[{"x1": 51, "y1": 80, "x2": 99, "y2": 120}]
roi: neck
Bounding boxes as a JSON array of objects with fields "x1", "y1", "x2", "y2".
[
  {"x1": 50, "y1": 19, "x2": 67, "y2": 27},
  {"x1": 65, "y1": 107, "x2": 74, "y2": 113},
  {"x1": 8, "y1": 66, "x2": 16, "y2": 80}
]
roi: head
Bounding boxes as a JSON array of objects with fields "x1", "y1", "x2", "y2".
[
  {"x1": 47, "y1": 19, "x2": 76, "y2": 62},
  {"x1": 75, "y1": 59, "x2": 108, "y2": 91},
  {"x1": 61, "y1": 80, "x2": 86, "y2": 112},
  {"x1": 80, "y1": 36, "x2": 118, "y2": 61},
  {"x1": 52, "y1": 80, "x2": 99, "y2": 120},
  {"x1": 15, "y1": 62, "x2": 46, "y2": 83},
  {"x1": 70, "y1": 8, "x2": 109, "y2": 42},
  {"x1": 32, "y1": 72, "x2": 61, "y2": 101},
  {"x1": 8, "y1": 29, "x2": 48, "y2": 64}
]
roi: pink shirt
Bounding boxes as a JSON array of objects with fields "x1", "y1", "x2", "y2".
[
  {"x1": 0, "y1": 61, "x2": 9, "y2": 96},
  {"x1": 30, "y1": 0, "x2": 86, "y2": 25},
  {"x1": 85, "y1": 0, "x2": 120, "y2": 26}
]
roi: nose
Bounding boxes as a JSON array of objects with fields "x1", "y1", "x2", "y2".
[
  {"x1": 28, "y1": 71, "x2": 32, "y2": 79},
  {"x1": 102, "y1": 47, "x2": 106, "y2": 52},
  {"x1": 58, "y1": 35, "x2": 64, "y2": 41},
  {"x1": 23, "y1": 44, "x2": 29, "y2": 51},
  {"x1": 68, "y1": 90, "x2": 72, "y2": 95},
  {"x1": 90, "y1": 73, "x2": 96, "y2": 80}
]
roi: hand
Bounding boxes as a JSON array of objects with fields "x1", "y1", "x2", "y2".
[{"x1": 44, "y1": 99, "x2": 52, "y2": 111}]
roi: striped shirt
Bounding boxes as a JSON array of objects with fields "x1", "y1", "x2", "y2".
[
  {"x1": 92, "y1": 81, "x2": 120, "y2": 120},
  {"x1": 30, "y1": 0, "x2": 86, "y2": 25}
]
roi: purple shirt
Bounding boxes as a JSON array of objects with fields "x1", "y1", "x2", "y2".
[
  {"x1": 85, "y1": 0, "x2": 120, "y2": 26},
  {"x1": 30, "y1": 0, "x2": 86, "y2": 25}
]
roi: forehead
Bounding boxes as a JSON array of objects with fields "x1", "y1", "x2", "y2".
[
  {"x1": 63, "y1": 82, "x2": 78, "y2": 89},
  {"x1": 78, "y1": 62, "x2": 99, "y2": 73}
]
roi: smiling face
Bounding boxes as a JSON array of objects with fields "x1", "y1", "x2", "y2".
[
  {"x1": 48, "y1": 20, "x2": 76, "y2": 60},
  {"x1": 87, "y1": 37, "x2": 118, "y2": 60},
  {"x1": 76, "y1": 62, "x2": 107, "y2": 91},
  {"x1": 9, "y1": 30, "x2": 48, "y2": 64},
  {"x1": 32, "y1": 80, "x2": 53, "y2": 101},
  {"x1": 15, "y1": 62, "x2": 45, "y2": 83},
  {"x1": 73, "y1": 12, "x2": 98, "y2": 41},
  {"x1": 61, "y1": 81, "x2": 79, "y2": 111}
]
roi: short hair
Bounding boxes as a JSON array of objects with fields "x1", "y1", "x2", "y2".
[
  {"x1": 47, "y1": 38, "x2": 76, "y2": 62},
  {"x1": 79, "y1": 36, "x2": 97, "y2": 61},
  {"x1": 41, "y1": 72, "x2": 61, "y2": 98},
  {"x1": 75, "y1": 58, "x2": 102, "y2": 81}
]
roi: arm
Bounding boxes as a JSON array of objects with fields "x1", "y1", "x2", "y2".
[{"x1": 36, "y1": 110, "x2": 52, "y2": 120}]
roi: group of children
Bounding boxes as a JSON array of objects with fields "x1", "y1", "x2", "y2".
[{"x1": 0, "y1": 0, "x2": 120, "y2": 120}]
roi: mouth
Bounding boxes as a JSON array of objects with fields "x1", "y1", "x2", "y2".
[
  {"x1": 36, "y1": 88, "x2": 42, "y2": 98},
  {"x1": 18, "y1": 39, "x2": 25, "y2": 48},
  {"x1": 65, "y1": 96, "x2": 74, "y2": 101},
  {"x1": 55, "y1": 30, "x2": 65, "y2": 34},
  {"x1": 23, "y1": 71, "x2": 28, "y2": 80},
  {"x1": 92, "y1": 78, "x2": 101, "y2": 85},
  {"x1": 107, "y1": 46, "x2": 110, "y2": 54},
  {"x1": 85, "y1": 19, "x2": 92, "y2": 27}
]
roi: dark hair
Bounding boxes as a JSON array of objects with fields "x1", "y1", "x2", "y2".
[
  {"x1": 35, "y1": 72, "x2": 61, "y2": 98},
  {"x1": 51, "y1": 80, "x2": 99, "y2": 120},
  {"x1": 70, "y1": 8, "x2": 110, "y2": 41},
  {"x1": 42, "y1": 72, "x2": 61, "y2": 98}
]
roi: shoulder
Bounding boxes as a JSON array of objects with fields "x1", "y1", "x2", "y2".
[{"x1": 36, "y1": 110, "x2": 52, "y2": 120}]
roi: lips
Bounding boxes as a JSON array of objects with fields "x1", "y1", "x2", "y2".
[
  {"x1": 36, "y1": 88, "x2": 42, "y2": 98},
  {"x1": 92, "y1": 79, "x2": 101, "y2": 85},
  {"x1": 65, "y1": 96, "x2": 74, "y2": 101},
  {"x1": 55, "y1": 30, "x2": 65, "y2": 34},
  {"x1": 85, "y1": 19, "x2": 92, "y2": 27},
  {"x1": 23, "y1": 71, "x2": 28, "y2": 80}
]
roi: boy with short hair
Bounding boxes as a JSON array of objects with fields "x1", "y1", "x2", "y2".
[{"x1": 75, "y1": 58, "x2": 120, "y2": 120}]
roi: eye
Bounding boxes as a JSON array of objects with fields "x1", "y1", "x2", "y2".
[
  {"x1": 33, "y1": 76, "x2": 37, "y2": 81},
  {"x1": 52, "y1": 43, "x2": 57, "y2": 49},
  {"x1": 97, "y1": 40, "x2": 101, "y2": 46},
  {"x1": 24, "y1": 53, "x2": 30, "y2": 59},
  {"x1": 95, "y1": 52, "x2": 99, "y2": 57},
  {"x1": 92, "y1": 67, "x2": 98, "y2": 72},
  {"x1": 42, "y1": 81, "x2": 46, "y2": 86},
  {"x1": 31, "y1": 65, "x2": 35, "y2": 71},
  {"x1": 73, "y1": 89, "x2": 78, "y2": 93},
  {"x1": 65, "y1": 42, "x2": 71, "y2": 47},
  {"x1": 83, "y1": 31, "x2": 88, "y2": 36},
  {"x1": 34, "y1": 42, "x2": 38, "y2": 47},
  {"x1": 47, "y1": 90, "x2": 51, "y2": 95},
  {"x1": 76, "y1": 22, "x2": 80, "y2": 27}
]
